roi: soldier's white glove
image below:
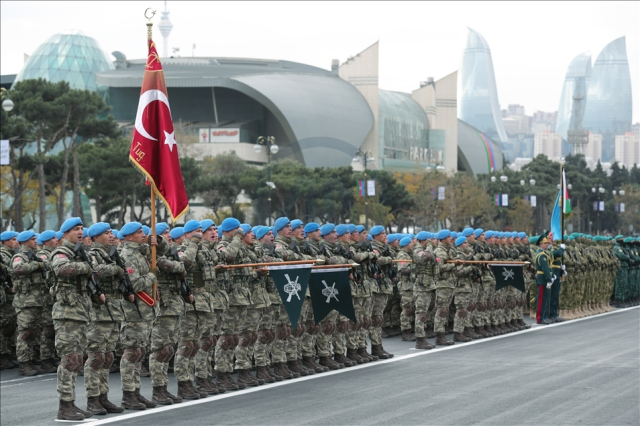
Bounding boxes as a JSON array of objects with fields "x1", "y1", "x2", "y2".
[
  {"x1": 546, "y1": 282, "x2": 552, "y2": 289},
  {"x1": 560, "y1": 244, "x2": 566, "y2": 249},
  {"x1": 563, "y1": 270, "x2": 568, "y2": 277},
  {"x1": 561, "y1": 264, "x2": 566, "y2": 271}
]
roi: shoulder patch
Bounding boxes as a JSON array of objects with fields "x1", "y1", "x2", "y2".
[
  {"x1": 57, "y1": 254, "x2": 67, "y2": 259},
  {"x1": 39, "y1": 254, "x2": 48, "y2": 260},
  {"x1": 127, "y1": 267, "x2": 134, "y2": 274},
  {"x1": 418, "y1": 251, "x2": 424, "y2": 256},
  {"x1": 178, "y1": 251, "x2": 183, "y2": 256},
  {"x1": 13, "y1": 257, "x2": 21, "y2": 263},
  {"x1": 436, "y1": 257, "x2": 442, "y2": 262}
]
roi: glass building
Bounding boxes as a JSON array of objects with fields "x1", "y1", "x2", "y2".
[
  {"x1": 457, "y1": 28, "x2": 508, "y2": 143},
  {"x1": 13, "y1": 30, "x2": 114, "y2": 92},
  {"x1": 555, "y1": 51, "x2": 591, "y2": 139},
  {"x1": 583, "y1": 36, "x2": 632, "y2": 160}
]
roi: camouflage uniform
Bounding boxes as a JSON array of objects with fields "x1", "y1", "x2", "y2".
[
  {"x1": 50, "y1": 239, "x2": 92, "y2": 402},
  {"x1": 0, "y1": 245, "x2": 17, "y2": 363},
  {"x1": 471, "y1": 240, "x2": 495, "y2": 333},
  {"x1": 395, "y1": 248, "x2": 413, "y2": 332},
  {"x1": 433, "y1": 242, "x2": 456, "y2": 336},
  {"x1": 322, "y1": 240, "x2": 350, "y2": 359},
  {"x1": 36, "y1": 245, "x2": 57, "y2": 364},
  {"x1": 452, "y1": 245, "x2": 473, "y2": 340},
  {"x1": 412, "y1": 241, "x2": 437, "y2": 338},
  {"x1": 369, "y1": 240, "x2": 394, "y2": 351}
]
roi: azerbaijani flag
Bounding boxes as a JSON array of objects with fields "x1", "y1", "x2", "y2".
[
  {"x1": 358, "y1": 181, "x2": 365, "y2": 196},
  {"x1": 561, "y1": 169, "x2": 572, "y2": 219},
  {"x1": 495, "y1": 194, "x2": 500, "y2": 206}
]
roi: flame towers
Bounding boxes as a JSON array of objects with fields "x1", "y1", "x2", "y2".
[{"x1": 555, "y1": 51, "x2": 591, "y2": 140}]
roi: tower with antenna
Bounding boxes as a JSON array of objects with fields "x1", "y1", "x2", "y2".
[
  {"x1": 567, "y1": 80, "x2": 589, "y2": 154},
  {"x1": 158, "y1": 1, "x2": 173, "y2": 58}
]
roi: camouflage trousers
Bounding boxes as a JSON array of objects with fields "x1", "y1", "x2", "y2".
[
  {"x1": 332, "y1": 313, "x2": 349, "y2": 355},
  {"x1": 491, "y1": 287, "x2": 507, "y2": 325},
  {"x1": 434, "y1": 287, "x2": 455, "y2": 333},
  {"x1": 345, "y1": 297, "x2": 366, "y2": 350},
  {"x1": 468, "y1": 282, "x2": 484, "y2": 328},
  {"x1": 451, "y1": 290, "x2": 471, "y2": 333},
  {"x1": 120, "y1": 321, "x2": 151, "y2": 392},
  {"x1": 367, "y1": 293, "x2": 388, "y2": 346},
  {"x1": 150, "y1": 315, "x2": 180, "y2": 387},
  {"x1": 480, "y1": 278, "x2": 495, "y2": 326},
  {"x1": 175, "y1": 311, "x2": 199, "y2": 382},
  {"x1": 383, "y1": 288, "x2": 401, "y2": 329},
  {"x1": 54, "y1": 319, "x2": 87, "y2": 402},
  {"x1": 400, "y1": 290, "x2": 414, "y2": 331},
  {"x1": 215, "y1": 305, "x2": 246, "y2": 373},
  {"x1": 254, "y1": 305, "x2": 274, "y2": 367},
  {"x1": 41, "y1": 303, "x2": 55, "y2": 360},
  {"x1": 84, "y1": 320, "x2": 119, "y2": 397},
  {"x1": 301, "y1": 298, "x2": 317, "y2": 358},
  {"x1": 234, "y1": 307, "x2": 264, "y2": 370},
  {"x1": 196, "y1": 310, "x2": 223, "y2": 379},
  {"x1": 286, "y1": 298, "x2": 310, "y2": 362},
  {"x1": 414, "y1": 289, "x2": 436, "y2": 338},
  {"x1": 15, "y1": 306, "x2": 42, "y2": 363},
  {"x1": 0, "y1": 302, "x2": 16, "y2": 356},
  {"x1": 358, "y1": 295, "x2": 373, "y2": 348},
  {"x1": 269, "y1": 304, "x2": 289, "y2": 364},
  {"x1": 316, "y1": 310, "x2": 338, "y2": 357}
]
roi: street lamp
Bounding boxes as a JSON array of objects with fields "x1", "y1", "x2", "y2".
[
  {"x1": 353, "y1": 148, "x2": 374, "y2": 226},
  {"x1": 254, "y1": 136, "x2": 279, "y2": 226},
  {"x1": 592, "y1": 186, "x2": 605, "y2": 234},
  {"x1": 1, "y1": 88, "x2": 13, "y2": 112},
  {"x1": 498, "y1": 175, "x2": 507, "y2": 229}
]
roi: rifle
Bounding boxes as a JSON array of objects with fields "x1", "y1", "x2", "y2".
[
  {"x1": 109, "y1": 246, "x2": 142, "y2": 319},
  {"x1": 170, "y1": 246, "x2": 199, "y2": 322},
  {"x1": 0, "y1": 257, "x2": 13, "y2": 292},
  {"x1": 74, "y1": 243, "x2": 114, "y2": 322},
  {"x1": 27, "y1": 250, "x2": 48, "y2": 280}
]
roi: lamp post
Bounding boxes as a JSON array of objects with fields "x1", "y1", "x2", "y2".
[
  {"x1": 254, "y1": 136, "x2": 279, "y2": 226},
  {"x1": 521, "y1": 177, "x2": 536, "y2": 231},
  {"x1": 0, "y1": 88, "x2": 13, "y2": 230},
  {"x1": 353, "y1": 148, "x2": 375, "y2": 227},
  {"x1": 592, "y1": 186, "x2": 605, "y2": 234}
]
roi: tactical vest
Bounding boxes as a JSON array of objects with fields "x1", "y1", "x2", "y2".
[
  {"x1": 90, "y1": 246, "x2": 120, "y2": 296},
  {"x1": 51, "y1": 245, "x2": 86, "y2": 293}
]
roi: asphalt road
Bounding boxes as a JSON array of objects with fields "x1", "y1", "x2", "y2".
[{"x1": 1, "y1": 307, "x2": 638, "y2": 426}]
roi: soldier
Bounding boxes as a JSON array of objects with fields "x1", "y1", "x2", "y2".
[
  {"x1": 451, "y1": 236, "x2": 475, "y2": 342},
  {"x1": 395, "y1": 236, "x2": 415, "y2": 341},
  {"x1": 82, "y1": 228, "x2": 92, "y2": 251},
  {"x1": 10, "y1": 230, "x2": 47, "y2": 376},
  {"x1": 149, "y1": 221, "x2": 188, "y2": 405},
  {"x1": 0, "y1": 231, "x2": 19, "y2": 370},
  {"x1": 170, "y1": 227, "x2": 185, "y2": 248},
  {"x1": 368, "y1": 225, "x2": 394, "y2": 359},
  {"x1": 82, "y1": 223, "x2": 126, "y2": 414},
  {"x1": 35, "y1": 230, "x2": 59, "y2": 373},
  {"x1": 412, "y1": 231, "x2": 437, "y2": 350},
  {"x1": 433, "y1": 230, "x2": 456, "y2": 346},
  {"x1": 534, "y1": 231, "x2": 554, "y2": 324},
  {"x1": 460, "y1": 228, "x2": 482, "y2": 339},
  {"x1": 118, "y1": 222, "x2": 160, "y2": 410},
  {"x1": 50, "y1": 218, "x2": 94, "y2": 420}
]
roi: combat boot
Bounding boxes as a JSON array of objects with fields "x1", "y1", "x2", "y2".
[
  {"x1": 122, "y1": 390, "x2": 146, "y2": 410},
  {"x1": 218, "y1": 372, "x2": 240, "y2": 390},
  {"x1": 463, "y1": 327, "x2": 477, "y2": 339},
  {"x1": 333, "y1": 353, "x2": 353, "y2": 367},
  {"x1": 483, "y1": 325, "x2": 494, "y2": 337},
  {"x1": 256, "y1": 366, "x2": 276, "y2": 383},
  {"x1": 57, "y1": 400, "x2": 84, "y2": 421},
  {"x1": 347, "y1": 348, "x2": 365, "y2": 364},
  {"x1": 209, "y1": 375, "x2": 227, "y2": 393},
  {"x1": 193, "y1": 381, "x2": 209, "y2": 398},
  {"x1": 401, "y1": 329, "x2": 416, "y2": 341},
  {"x1": 454, "y1": 332, "x2": 471, "y2": 342},
  {"x1": 424, "y1": 325, "x2": 436, "y2": 339},
  {"x1": 273, "y1": 362, "x2": 293, "y2": 379},
  {"x1": 370, "y1": 344, "x2": 390, "y2": 359},
  {"x1": 151, "y1": 386, "x2": 174, "y2": 406},
  {"x1": 18, "y1": 362, "x2": 38, "y2": 376},
  {"x1": 134, "y1": 388, "x2": 157, "y2": 408},
  {"x1": 70, "y1": 401, "x2": 92, "y2": 418},
  {"x1": 0, "y1": 354, "x2": 14, "y2": 370},
  {"x1": 319, "y1": 355, "x2": 340, "y2": 370},
  {"x1": 435, "y1": 332, "x2": 454, "y2": 346},
  {"x1": 302, "y1": 356, "x2": 325, "y2": 373},
  {"x1": 474, "y1": 326, "x2": 488, "y2": 338},
  {"x1": 196, "y1": 377, "x2": 219, "y2": 395},
  {"x1": 87, "y1": 396, "x2": 107, "y2": 415},
  {"x1": 139, "y1": 359, "x2": 150, "y2": 377},
  {"x1": 39, "y1": 358, "x2": 58, "y2": 374},
  {"x1": 358, "y1": 347, "x2": 377, "y2": 362},
  {"x1": 287, "y1": 360, "x2": 308, "y2": 376},
  {"x1": 517, "y1": 319, "x2": 531, "y2": 329},
  {"x1": 315, "y1": 356, "x2": 330, "y2": 371},
  {"x1": 163, "y1": 386, "x2": 183, "y2": 403},
  {"x1": 267, "y1": 366, "x2": 284, "y2": 381},
  {"x1": 296, "y1": 359, "x2": 315, "y2": 375},
  {"x1": 415, "y1": 337, "x2": 435, "y2": 350},
  {"x1": 237, "y1": 368, "x2": 259, "y2": 386},
  {"x1": 177, "y1": 381, "x2": 200, "y2": 400},
  {"x1": 99, "y1": 393, "x2": 124, "y2": 413}
]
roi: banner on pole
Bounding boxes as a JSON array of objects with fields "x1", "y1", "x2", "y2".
[
  {"x1": 308, "y1": 268, "x2": 356, "y2": 325},
  {"x1": 268, "y1": 264, "x2": 312, "y2": 330},
  {"x1": 491, "y1": 264, "x2": 526, "y2": 292},
  {"x1": 367, "y1": 180, "x2": 375, "y2": 196},
  {"x1": 0, "y1": 140, "x2": 9, "y2": 165},
  {"x1": 438, "y1": 186, "x2": 445, "y2": 200},
  {"x1": 531, "y1": 195, "x2": 537, "y2": 207},
  {"x1": 501, "y1": 194, "x2": 509, "y2": 207}
]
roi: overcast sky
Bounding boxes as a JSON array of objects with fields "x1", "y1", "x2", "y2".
[{"x1": 2, "y1": 1, "x2": 638, "y2": 122}]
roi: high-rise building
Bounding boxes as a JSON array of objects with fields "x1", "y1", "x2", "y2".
[
  {"x1": 615, "y1": 133, "x2": 640, "y2": 168},
  {"x1": 555, "y1": 51, "x2": 591, "y2": 139},
  {"x1": 534, "y1": 132, "x2": 562, "y2": 160},
  {"x1": 458, "y1": 28, "x2": 508, "y2": 143},
  {"x1": 583, "y1": 37, "x2": 633, "y2": 161},
  {"x1": 584, "y1": 132, "x2": 603, "y2": 164}
]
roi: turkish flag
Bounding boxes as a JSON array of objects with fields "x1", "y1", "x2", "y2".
[{"x1": 129, "y1": 39, "x2": 189, "y2": 221}]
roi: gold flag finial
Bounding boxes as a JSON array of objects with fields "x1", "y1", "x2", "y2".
[{"x1": 144, "y1": 8, "x2": 156, "y2": 40}]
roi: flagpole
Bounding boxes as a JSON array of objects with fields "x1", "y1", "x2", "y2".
[
  {"x1": 560, "y1": 164, "x2": 565, "y2": 285},
  {"x1": 146, "y1": 11, "x2": 158, "y2": 301}
]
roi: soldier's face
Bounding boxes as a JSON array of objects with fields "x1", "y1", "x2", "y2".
[
  {"x1": 83, "y1": 236, "x2": 93, "y2": 246},
  {"x1": 374, "y1": 232, "x2": 388, "y2": 244},
  {"x1": 467, "y1": 235, "x2": 475, "y2": 242},
  {"x1": 338, "y1": 232, "x2": 350, "y2": 243},
  {"x1": 307, "y1": 230, "x2": 320, "y2": 241},
  {"x1": 173, "y1": 235, "x2": 185, "y2": 245},
  {"x1": 5, "y1": 237, "x2": 19, "y2": 249},
  {"x1": 540, "y1": 242, "x2": 549, "y2": 249},
  {"x1": 292, "y1": 227, "x2": 304, "y2": 239},
  {"x1": 126, "y1": 229, "x2": 146, "y2": 244},
  {"x1": 279, "y1": 224, "x2": 292, "y2": 238},
  {"x1": 162, "y1": 230, "x2": 172, "y2": 244},
  {"x1": 23, "y1": 237, "x2": 37, "y2": 250},
  {"x1": 44, "y1": 238, "x2": 58, "y2": 248},
  {"x1": 443, "y1": 236, "x2": 453, "y2": 245},
  {"x1": 242, "y1": 231, "x2": 255, "y2": 245},
  {"x1": 203, "y1": 227, "x2": 216, "y2": 242},
  {"x1": 65, "y1": 225, "x2": 84, "y2": 244},
  {"x1": 477, "y1": 234, "x2": 485, "y2": 242},
  {"x1": 94, "y1": 231, "x2": 111, "y2": 246},
  {"x1": 323, "y1": 230, "x2": 337, "y2": 243},
  {"x1": 350, "y1": 231, "x2": 360, "y2": 242},
  {"x1": 523, "y1": 238, "x2": 529, "y2": 244},
  {"x1": 260, "y1": 231, "x2": 275, "y2": 245}
]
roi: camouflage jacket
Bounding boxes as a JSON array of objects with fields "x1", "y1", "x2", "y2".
[
  {"x1": 413, "y1": 242, "x2": 437, "y2": 291},
  {"x1": 0, "y1": 245, "x2": 15, "y2": 304},
  {"x1": 36, "y1": 245, "x2": 56, "y2": 306},
  {"x1": 395, "y1": 248, "x2": 413, "y2": 292},
  {"x1": 371, "y1": 239, "x2": 394, "y2": 295},
  {"x1": 88, "y1": 243, "x2": 125, "y2": 322},
  {"x1": 180, "y1": 236, "x2": 216, "y2": 313},
  {"x1": 216, "y1": 235, "x2": 251, "y2": 306},
  {"x1": 10, "y1": 246, "x2": 47, "y2": 309},
  {"x1": 254, "y1": 242, "x2": 282, "y2": 305},
  {"x1": 50, "y1": 239, "x2": 92, "y2": 322},
  {"x1": 243, "y1": 243, "x2": 270, "y2": 309},
  {"x1": 155, "y1": 243, "x2": 187, "y2": 317},
  {"x1": 274, "y1": 235, "x2": 303, "y2": 261},
  {"x1": 433, "y1": 243, "x2": 456, "y2": 289},
  {"x1": 120, "y1": 241, "x2": 157, "y2": 322},
  {"x1": 453, "y1": 246, "x2": 473, "y2": 292},
  {"x1": 338, "y1": 240, "x2": 368, "y2": 297}
]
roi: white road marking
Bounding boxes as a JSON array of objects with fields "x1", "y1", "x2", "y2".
[{"x1": 0, "y1": 373, "x2": 56, "y2": 384}]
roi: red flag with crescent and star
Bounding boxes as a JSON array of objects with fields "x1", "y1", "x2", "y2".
[{"x1": 129, "y1": 38, "x2": 189, "y2": 221}]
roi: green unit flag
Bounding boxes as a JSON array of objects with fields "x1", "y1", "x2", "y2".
[
  {"x1": 491, "y1": 264, "x2": 526, "y2": 293},
  {"x1": 308, "y1": 268, "x2": 357, "y2": 325},
  {"x1": 268, "y1": 264, "x2": 312, "y2": 330}
]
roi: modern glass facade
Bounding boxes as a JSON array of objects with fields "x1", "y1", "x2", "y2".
[
  {"x1": 457, "y1": 28, "x2": 508, "y2": 143},
  {"x1": 555, "y1": 52, "x2": 591, "y2": 139},
  {"x1": 13, "y1": 30, "x2": 114, "y2": 92},
  {"x1": 583, "y1": 37, "x2": 632, "y2": 160}
]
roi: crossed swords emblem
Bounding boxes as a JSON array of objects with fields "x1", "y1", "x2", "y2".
[
  {"x1": 502, "y1": 268, "x2": 515, "y2": 280},
  {"x1": 321, "y1": 280, "x2": 339, "y2": 303},
  {"x1": 283, "y1": 274, "x2": 302, "y2": 302}
]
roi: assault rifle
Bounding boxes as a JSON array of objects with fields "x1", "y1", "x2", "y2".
[
  {"x1": 74, "y1": 243, "x2": 114, "y2": 321},
  {"x1": 109, "y1": 246, "x2": 142, "y2": 319},
  {"x1": 170, "y1": 246, "x2": 199, "y2": 321},
  {"x1": 27, "y1": 250, "x2": 48, "y2": 280},
  {"x1": 0, "y1": 257, "x2": 13, "y2": 292}
]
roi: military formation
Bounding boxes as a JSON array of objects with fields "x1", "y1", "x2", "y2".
[{"x1": 0, "y1": 217, "x2": 638, "y2": 421}]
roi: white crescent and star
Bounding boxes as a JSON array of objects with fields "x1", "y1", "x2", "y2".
[{"x1": 134, "y1": 89, "x2": 177, "y2": 152}]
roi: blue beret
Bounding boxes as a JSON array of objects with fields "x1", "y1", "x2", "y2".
[
  {"x1": 156, "y1": 222, "x2": 169, "y2": 235},
  {"x1": 120, "y1": 222, "x2": 142, "y2": 237},
  {"x1": 274, "y1": 217, "x2": 290, "y2": 233},
  {"x1": 496, "y1": 232, "x2": 503, "y2": 238},
  {"x1": 170, "y1": 227, "x2": 184, "y2": 239},
  {"x1": 201, "y1": 219, "x2": 215, "y2": 233},
  {"x1": 240, "y1": 224, "x2": 252, "y2": 235},
  {"x1": 55, "y1": 231, "x2": 64, "y2": 240},
  {"x1": 518, "y1": 232, "x2": 526, "y2": 239},
  {"x1": 356, "y1": 225, "x2": 365, "y2": 233},
  {"x1": 462, "y1": 228, "x2": 474, "y2": 237},
  {"x1": 386, "y1": 234, "x2": 397, "y2": 243},
  {"x1": 485, "y1": 231, "x2": 494, "y2": 239},
  {"x1": 370, "y1": 225, "x2": 385, "y2": 236},
  {"x1": 367, "y1": 234, "x2": 372, "y2": 241},
  {"x1": 290, "y1": 219, "x2": 303, "y2": 231},
  {"x1": 474, "y1": 228, "x2": 484, "y2": 238},
  {"x1": 39, "y1": 230, "x2": 56, "y2": 244},
  {"x1": 451, "y1": 232, "x2": 458, "y2": 239},
  {"x1": 436, "y1": 229, "x2": 451, "y2": 240},
  {"x1": 82, "y1": 228, "x2": 89, "y2": 238},
  {"x1": 416, "y1": 231, "x2": 430, "y2": 241},
  {"x1": 426, "y1": 232, "x2": 432, "y2": 238},
  {"x1": 17, "y1": 230, "x2": 36, "y2": 243},
  {"x1": 184, "y1": 220, "x2": 201, "y2": 233},
  {"x1": 320, "y1": 223, "x2": 335, "y2": 237},
  {"x1": 399, "y1": 237, "x2": 412, "y2": 247},
  {"x1": 256, "y1": 226, "x2": 271, "y2": 240},
  {"x1": 36, "y1": 234, "x2": 42, "y2": 245},
  {"x1": 336, "y1": 224, "x2": 349, "y2": 237},
  {"x1": 1, "y1": 231, "x2": 18, "y2": 242},
  {"x1": 347, "y1": 224, "x2": 356, "y2": 233},
  {"x1": 304, "y1": 223, "x2": 319, "y2": 234},
  {"x1": 511, "y1": 232, "x2": 518, "y2": 238},
  {"x1": 60, "y1": 217, "x2": 83, "y2": 233},
  {"x1": 141, "y1": 225, "x2": 150, "y2": 236},
  {"x1": 88, "y1": 222, "x2": 110, "y2": 238},
  {"x1": 251, "y1": 226, "x2": 261, "y2": 236},
  {"x1": 219, "y1": 218, "x2": 241, "y2": 232},
  {"x1": 406, "y1": 233, "x2": 415, "y2": 240},
  {"x1": 501, "y1": 233, "x2": 508, "y2": 239},
  {"x1": 455, "y1": 236, "x2": 467, "y2": 247},
  {"x1": 112, "y1": 230, "x2": 119, "y2": 239}
]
